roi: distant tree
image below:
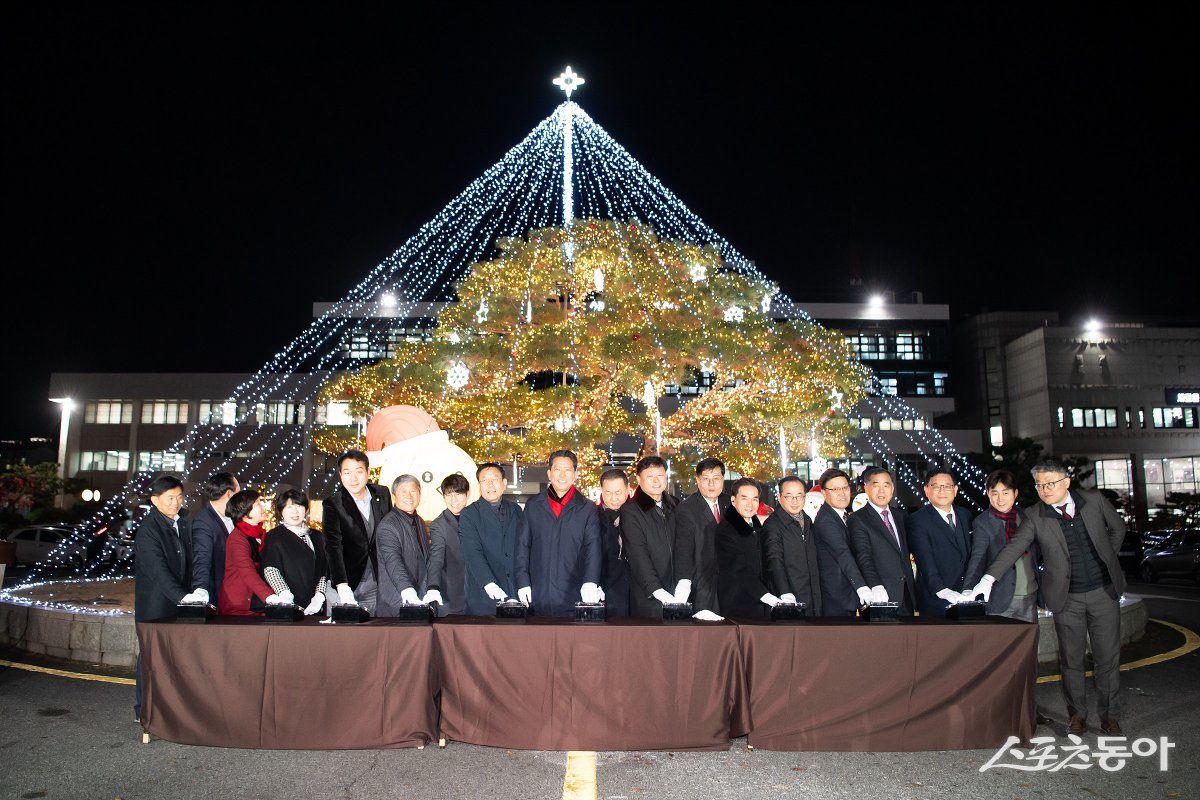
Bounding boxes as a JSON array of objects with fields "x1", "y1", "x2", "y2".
[
  {"x1": 966, "y1": 437, "x2": 1095, "y2": 507},
  {"x1": 0, "y1": 463, "x2": 73, "y2": 512}
]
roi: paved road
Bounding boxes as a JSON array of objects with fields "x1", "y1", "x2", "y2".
[{"x1": 1, "y1": 581, "x2": 1197, "y2": 800}]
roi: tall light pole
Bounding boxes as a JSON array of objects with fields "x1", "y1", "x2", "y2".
[{"x1": 50, "y1": 397, "x2": 74, "y2": 509}]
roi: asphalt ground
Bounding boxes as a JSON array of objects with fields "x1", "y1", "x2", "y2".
[{"x1": 1, "y1": 579, "x2": 1198, "y2": 800}]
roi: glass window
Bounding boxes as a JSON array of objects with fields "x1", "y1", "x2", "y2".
[
  {"x1": 140, "y1": 401, "x2": 186, "y2": 425},
  {"x1": 261, "y1": 402, "x2": 307, "y2": 425},
  {"x1": 84, "y1": 401, "x2": 133, "y2": 424},
  {"x1": 14, "y1": 530, "x2": 37, "y2": 541},
  {"x1": 136, "y1": 451, "x2": 186, "y2": 472},
  {"x1": 319, "y1": 401, "x2": 354, "y2": 426},
  {"x1": 1069, "y1": 407, "x2": 1118, "y2": 428},
  {"x1": 1153, "y1": 407, "x2": 1199, "y2": 429},
  {"x1": 198, "y1": 401, "x2": 240, "y2": 425},
  {"x1": 79, "y1": 451, "x2": 131, "y2": 471}
]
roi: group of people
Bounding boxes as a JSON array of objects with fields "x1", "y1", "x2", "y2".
[{"x1": 134, "y1": 451, "x2": 1129, "y2": 735}]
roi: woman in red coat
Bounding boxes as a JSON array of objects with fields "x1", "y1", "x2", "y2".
[{"x1": 218, "y1": 489, "x2": 290, "y2": 615}]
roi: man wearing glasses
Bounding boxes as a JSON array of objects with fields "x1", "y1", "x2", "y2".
[
  {"x1": 907, "y1": 470, "x2": 973, "y2": 618},
  {"x1": 811, "y1": 468, "x2": 873, "y2": 616},
  {"x1": 967, "y1": 459, "x2": 1128, "y2": 736},
  {"x1": 671, "y1": 457, "x2": 729, "y2": 615}
]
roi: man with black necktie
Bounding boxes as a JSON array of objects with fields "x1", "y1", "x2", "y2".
[
  {"x1": 847, "y1": 466, "x2": 916, "y2": 615},
  {"x1": 967, "y1": 459, "x2": 1127, "y2": 736},
  {"x1": 907, "y1": 469, "x2": 973, "y2": 617}
]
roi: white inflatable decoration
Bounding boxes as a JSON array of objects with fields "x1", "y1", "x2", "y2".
[
  {"x1": 365, "y1": 405, "x2": 480, "y2": 520},
  {"x1": 803, "y1": 485, "x2": 825, "y2": 523}
]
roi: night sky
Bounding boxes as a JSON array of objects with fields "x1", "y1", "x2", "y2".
[{"x1": 5, "y1": 3, "x2": 1196, "y2": 438}]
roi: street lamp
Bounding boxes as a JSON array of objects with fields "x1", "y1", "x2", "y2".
[{"x1": 50, "y1": 398, "x2": 73, "y2": 509}]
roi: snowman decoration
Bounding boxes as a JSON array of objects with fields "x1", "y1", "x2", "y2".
[{"x1": 364, "y1": 405, "x2": 480, "y2": 519}]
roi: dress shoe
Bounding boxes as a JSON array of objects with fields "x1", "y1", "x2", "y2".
[
  {"x1": 1100, "y1": 718, "x2": 1122, "y2": 736},
  {"x1": 1036, "y1": 712, "x2": 1053, "y2": 726},
  {"x1": 1067, "y1": 715, "x2": 1088, "y2": 735}
]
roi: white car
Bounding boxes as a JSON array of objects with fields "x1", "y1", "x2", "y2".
[{"x1": 4, "y1": 525, "x2": 90, "y2": 567}]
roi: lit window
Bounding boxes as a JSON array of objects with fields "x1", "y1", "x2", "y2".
[
  {"x1": 1152, "y1": 407, "x2": 1198, "y2": 429},
  {"x1": 83, "y1": 401, "x2": 133, "y2": 424},
  {"x1": 141, "y1": 401, "x2": 186, "y2": 425},
  {"x1": 199, "y1": 401, "x2": 240, "y2": 425},
  {"x1": 79, "y1": 450, "x2": 131, "y2": 471},
  {"x1": 136, "y1": 451, "x2": 186, "y2": 472}
]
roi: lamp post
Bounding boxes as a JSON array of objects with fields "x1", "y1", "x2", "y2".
[{"x1": 50, "y1": 397, "x2": 73, "y2": 509}]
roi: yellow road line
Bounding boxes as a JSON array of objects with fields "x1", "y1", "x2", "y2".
[
  {"x1": 0, "y1": 658, "x2": 134, "y2": 685},
  {"x1": 1036, "y1": 617, "x2": 1199, "y2": 684},
  {"x1": 563, "y1": 750, "x2": 597, "y2": 800}
]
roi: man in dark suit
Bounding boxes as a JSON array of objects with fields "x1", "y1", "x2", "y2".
[
  {"x1": 763, "y1": 476, "x2": 822, "y2": 614},
  {"x1": 969, "y1": 459, "x2": 1127, "y2": 735},
  {"x1": 188, "y1": 471, "x2": 238, "y2": 604},
  {"x1": 963, "y1": 469, "x2": 1038, "y2": 622},
  {"x1": 907, "y1": 469, "x2": 973, "y2": 617},
  {"x1": 716, "y1": 477, "x2": 780, "y2": 618},
  {"x1": 597, "y1": 468, "x2": 632, "y2": 617},
  {"x1": 811, "y1": 468, "x2": 873, "y2": 616},
  {"x1": 621, "y1": 456, "x2": 679, "y2": 617},
  {"x1": 848, "y1": 466, "x2": 916, "y2": 615},
  {"x1": 134, "y1": 475, "x2": 193, "y2": 721},
  {"x1": 459, "y1": 462, "x2": 523, "y2": 614},
  {"x1": 374, "y1": 474, "x2": 429, "y2": 617},
  {"x1": 515, "y1": 449, "x2": 602, "y2": 617},
  {"x1": 672, "y1": 457, "x2": 728, "y2": 614},
  {"x1": 323, "y1": 449, "x2": 392, "y2": 613}
]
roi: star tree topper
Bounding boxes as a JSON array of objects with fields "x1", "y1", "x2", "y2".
[{"x1": 553, "y1": 66, "x2": 585, "y2": 99}]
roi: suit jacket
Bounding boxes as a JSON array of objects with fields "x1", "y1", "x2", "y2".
[
  {"x1": 260, "y1": 526, "x2": 328, "y2": 608},
  {"x1": 375, "y1": 508, "x2": 429, "y2": 617},
  {"x1": 598, "y1": 505, "x2": 631, "y2": 617},
  {"x1": 218, "y1": 522, "x2": 274, "y2": 616},
  {"x1": 848, "y1": 503, "x2": 916, "y2": 615},
  {"x1": 427, "y1": 509, "x2": 465, "y2": 616},
  {"x1": 322, "y1": 483, "x2": 392, "y2": 590},
  {"x1": 964, "y1": 507, "x2": 1036, "y2": 615},
  {"x1": 134, "y1": 508, "x2": 192, "y2": 622},
  {"x1": 189, "y1": 502, "x2": 228, "y2": 599},
  {"x1": 907, "y1": 503, "x2": 974, "y2": 617},
  {"x1": 812, "y1": 504, "x2": 866, "y2": 616},
  {"x1": 716, "y1": 512, "x2": 771, "y2": 619},
  {"x1": 620, "y1": 488, "x2": 679, "y2": 618},
  {"x1": 986, "y1": 489, "x2": 1125, "y2": 614},
  {"x1": 763, "y1": 510, "x2": 823, "y2": 615},
  {"x1": 515, "y1": 487, "x2": 602, "y2": 618},
  {"x1": 459, "y1": 497, "x2": 523, "y2": 614},
  {"x1": 672, "y1": 491, "x2": 728, "y2": 614}
]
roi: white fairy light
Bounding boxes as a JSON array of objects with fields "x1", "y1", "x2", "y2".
[{"x1": 723, "y1": 305, "x2": 745, "y2": 323}]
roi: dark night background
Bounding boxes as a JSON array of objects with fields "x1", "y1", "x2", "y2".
[{"x1": 3, "y1": 3, "x2": 1196, "y2": 439}]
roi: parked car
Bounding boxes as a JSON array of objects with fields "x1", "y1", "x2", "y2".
[
  {"x1": 1141, "y1": 529, "x2": 1177, "y2": 552},
  {"x1": 1118, "y1": 529, "x2": 1143, "y2": 574},
  {"x1": 2, "y1": 525, "x2": 127, "y2": 568},
  {"x1": 1139, "y1": 529, "x2": 1200, "y2": 583}
]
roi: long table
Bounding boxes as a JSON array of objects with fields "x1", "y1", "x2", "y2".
[{"x1": 138, "y1": 615, "x2": 1036, "y2": 752}]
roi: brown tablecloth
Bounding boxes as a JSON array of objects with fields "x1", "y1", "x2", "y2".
[
  {"x1": 739, "y1": 617, "x2": 1038, "y2": 751},
  {"x1": 139, "y1": 618, "x2": 437, "y2": 749},
  {"x1": 433, "y1": 617, "x2": 750, "y2": 751}
]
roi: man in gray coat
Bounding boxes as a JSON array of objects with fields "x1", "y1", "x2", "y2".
[
  {"x1": 968, "y1": 459, "x2": 1127, "y2": 736},
  {"x1": 374, "y1": 475, "x2": 428, "y2": 617},
  {"x1": 963, "y1": 468, "x2": 1038, "y2": 622}
]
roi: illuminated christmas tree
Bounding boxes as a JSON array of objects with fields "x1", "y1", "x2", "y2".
[{"x1": 317, "y1": 220, "x2": 869, "y2": 485}]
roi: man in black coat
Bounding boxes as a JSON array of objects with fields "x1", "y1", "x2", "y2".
[
  {"x1": 597, "y1": 468, "x2": 632, "y2": 617},
  {"x1": 672, "y1": 457, "x2": 728, "y2": 614},
  {"x1": 907, "y1": 470, "x2": 974, "y2": 618},
  {"x1": 621, "y1": 456, "x2": 679, "y2": 618},
  {"x1": 460, "y1": 462, "x2": 523, "y2": 614},
  {"x1": 811, "y1": 468, "x2": 873, "y2": 616},
  {"x1": 762, "y1": 476, "x2": 822, "y2": 614},
  {"x1": 848, "y1": 466, "x2": 916, "y2": 615},
  {"x1": 188, "y1": 471, "x2": 238, "y2": 603},
  {"x1": 134, "y1": 475, "x2": 192, "y2": 721},
  {"x1": 515, "y1": 450, "x2": 602, "y2": 617},
  {"x1": 322, "y1": 449, "x2": 392, "y2": 613},
  {"x1": 716, "y1": 477, "x2": 781, "y2": 619}
]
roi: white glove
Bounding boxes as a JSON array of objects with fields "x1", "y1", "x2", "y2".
[
  {"x1": 400, "y1": 587, "x2": 421, "y2": 605},
  {"x1": 192, "y1": 588, "x2": 210, "y2": 604},
  {"x1": 760, "y1": 592, "x2": 781, "y2": 607},
  {"x1": 265, "y1": 593, "x2": 289, "y2": 606},
  {"x1": 303, "y1": 592, "x2": 325, "y2": 616},
  {"x1": 179, "y1": 592, "x2": 201, "y2": 604},
  {"x1": 693, "y1": 609, "x2": 724, "y2": 621},
  {"x1": 596, "y1": 585, "x2": 605, "y2": 601},
  {"x1": 779, "y1": 593, "x2": 797, "y2": 604},
  {"x1": 652, "y1": 588, "x2": 676, "y2": 605},
  {"x1": 484, "y1": 582, "x2": 508, "y2": 601},
  {"x1": 855, "y1": 586, "x2": 874, "y2": 606},
  {"x1": 336, "y1": 583, "x2": 357, "y2": 605},
  {"x1": 422, "y1": 589, "x2": 443, "y2": 606},
  {"x1": 936, "y1": 588, "x2": 959, "y2": 604},
  {"x1": 580, "y1": 582, "x2": 601, "y2": 604},
  {"x1": 278, "y1": 589, "x2": 295, "y2": 605},
  {"x1": 967, "y1": 575, "x2": 995, "y2": 601},
  {"x1": 870, "y1": 585, "x2": 890, "y2": 604},
  {"x1": 673, "y1": 579, "x2": 692, "y2": 604},
  {"x1": 518, "y1": 586, "x2": 532, "y2": 606}
]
